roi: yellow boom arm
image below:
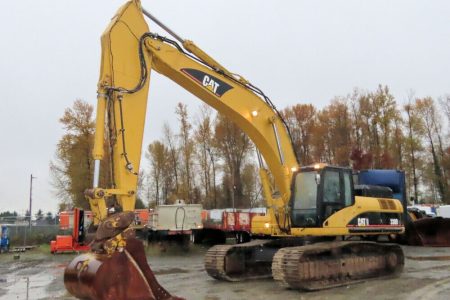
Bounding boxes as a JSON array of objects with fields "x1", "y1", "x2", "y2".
[{"x1": 88, "y1": 0, "x2": 298, "y2": 233}]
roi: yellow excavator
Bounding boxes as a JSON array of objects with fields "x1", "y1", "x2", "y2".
[{"x1": 64, "y1": 1, "x2": 405, "y2": 299}]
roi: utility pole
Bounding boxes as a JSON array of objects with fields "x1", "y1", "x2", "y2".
[
  {"x1": 230, "y1": 164, "x2": 236, "y2": 212},
  {"x1": 207, "y1": 147, "x2": 217, "y2": 209},
  {"x1": 29, "y1": 174, "x2": 37, "y2": 229}
]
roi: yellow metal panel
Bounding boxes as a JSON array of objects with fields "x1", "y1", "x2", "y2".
[
  {"x1": 94, "y1": 0, "x2": 151, "y2": 213},
  {"x1": 290, "y1": 196, "x2": 404, "y2": 237}
]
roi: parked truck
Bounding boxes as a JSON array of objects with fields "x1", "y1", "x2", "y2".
[
  {"x1": 147, "y1": 201, "x2": 203, "y2": 243},
  {"x1": 437, "y1": 205, "x2": 450, "y2": 218}
]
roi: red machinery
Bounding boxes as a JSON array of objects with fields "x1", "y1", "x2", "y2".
[
  {"x1": 50, "y1": 208, "x2": 90, "y2": 253},
  {"x1": 193, "y1": 209, "x2": 265, "y2": 244},
  {"x1": 58, "y1": 210, "x2": 93, "y2": 230}
]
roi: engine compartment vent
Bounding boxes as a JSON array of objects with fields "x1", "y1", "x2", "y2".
[{"x1": 378, "y1": 199, "x2": 397, "y2": 210}]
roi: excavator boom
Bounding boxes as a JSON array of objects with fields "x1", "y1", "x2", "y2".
[{"x1": 89, "y1": 0, "x2": 297, "y2": 232}]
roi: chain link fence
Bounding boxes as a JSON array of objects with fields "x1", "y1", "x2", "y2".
[{"x1": 1, "y1": 216, "x2": 70, "y2": 246}]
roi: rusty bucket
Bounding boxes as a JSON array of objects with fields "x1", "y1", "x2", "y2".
[
  {"x1": 64, "y1": 212, "x2": 184, "y2": 300},
  {"x1": 406, "y1": 217, "x2": 450, "y2": 247}
]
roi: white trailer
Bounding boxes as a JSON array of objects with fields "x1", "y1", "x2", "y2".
[
  {"x1": 437, "y1": 205, "x2": 450, "y2": 218},
  {"x1": 148, "y1": 201, "x2": 202, "y2": 241}
]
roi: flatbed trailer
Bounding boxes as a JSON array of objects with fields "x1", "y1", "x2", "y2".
[{"x1": 193, "y1": 209, "x2": 265, "y2": 244}]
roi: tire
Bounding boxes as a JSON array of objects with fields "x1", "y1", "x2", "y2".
[
  {"x1": 235, "y1": 233, "x2": 242, "y2": 244},
  {"x1": 241, "y1": 232, "x2": 251, "y2": 243},
  {"x1": 191, "y1": 230, "x2": 204, "y2": 244}
]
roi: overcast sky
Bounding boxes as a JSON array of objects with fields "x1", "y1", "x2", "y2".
[{"x1": 0, "y1": 0, "x2": 449, "y2": 215}]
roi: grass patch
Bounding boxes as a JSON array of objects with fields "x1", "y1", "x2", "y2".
[{"x1": 37, "y1": 243, "x2": 50, "y2": 253}]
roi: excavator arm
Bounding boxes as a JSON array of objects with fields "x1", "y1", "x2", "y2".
[{"x1": 89, "y1": 0, "x2": 298, "y2": 232}]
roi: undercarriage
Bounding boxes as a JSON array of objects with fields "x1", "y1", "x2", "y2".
[{"x1": 205, "y1": 238, "x2": 404, "y2": 290}]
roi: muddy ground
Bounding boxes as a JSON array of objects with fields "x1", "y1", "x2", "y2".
[{"x1": 1, "y1": 243, "x2": 450, "y2": 300}]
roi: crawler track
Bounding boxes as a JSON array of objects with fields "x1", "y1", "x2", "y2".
[
  {"x1": 205, "y1": 240, "x2": 404, "y2": 291},
  {"x1": 272, "y1": 241, "x2": 404, "y2": 290},
  {"x1": 204, "y1": 240, "x2": 274, "y2": 281}
]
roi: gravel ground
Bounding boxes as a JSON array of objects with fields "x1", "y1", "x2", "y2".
[{"x1": 1, "y1": 243, "x2": 450, "y2": 300}]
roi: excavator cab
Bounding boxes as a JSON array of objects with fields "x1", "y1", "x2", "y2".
[{"x1": 290, "y1": 164, "x2": 354, "y2": 227}]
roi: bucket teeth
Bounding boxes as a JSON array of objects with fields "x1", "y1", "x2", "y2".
[{"x1": 96, "y1": 211, "x2": 135, "y2": 240}]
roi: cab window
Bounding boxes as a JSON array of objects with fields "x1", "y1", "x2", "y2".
[
  {"x1": 323, "y1": 170, "x2": 340, "y2": 203},
  {"x1": 291, "y1": 171, "x2": 318, "y2": 227},
  {"x1": 343, "y1": 172, "x2": 353, "y2": 206}
]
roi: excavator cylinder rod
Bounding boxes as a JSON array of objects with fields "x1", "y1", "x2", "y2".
[{"x1": 142, "y1": 7, "x2": 184, "y2": 43}]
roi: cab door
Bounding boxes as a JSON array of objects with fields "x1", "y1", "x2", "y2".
[{"x1": 318, "y1": 167, "x2": 354, "y2": 223}]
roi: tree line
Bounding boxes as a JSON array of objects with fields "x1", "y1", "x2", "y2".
[
  {"x1": 0, "y1": 210, "x2": 57, "y2": 224},
  {"x1": 281, "y1": 86, "x2": 449, "y2": 203},
  {"x1": 145, "y1": 103, "x2": 259, "y2": 209},
  {"x1": 50, "y1": 85, "x2": 450, "y2": 210}
]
